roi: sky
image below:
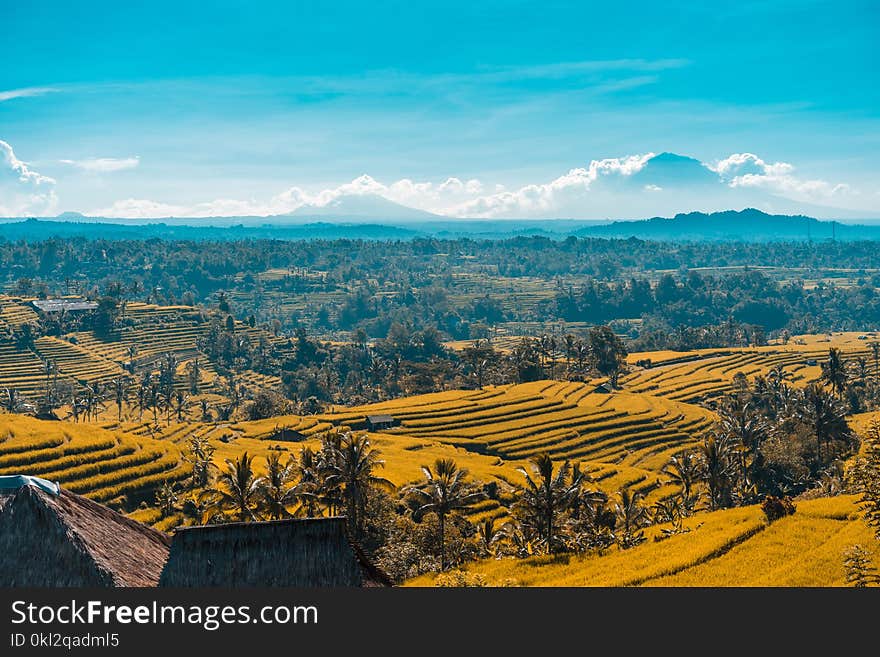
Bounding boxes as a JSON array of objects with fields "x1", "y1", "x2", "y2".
[{"x1": 1, "y1": 0, "x2": 878, "y2": 220}]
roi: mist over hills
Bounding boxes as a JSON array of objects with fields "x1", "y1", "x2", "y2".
[{"x1": 0, "y1": 209, "x2": 878, "y2": 242}]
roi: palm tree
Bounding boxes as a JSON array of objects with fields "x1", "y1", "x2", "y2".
[
  {"x1": 718, "y1": 401, "x2": 767, "y2": 499},
  {"x1": 821, "y1": 347, "x2": 848, "y2": 398},
  {"x1": 872, "y1": 341, "x2": 880, "y2": 378},
  {"x1": 408, "y1": 458, "x2": 485, "y2": 569},
  {"x1": 801, "y1": 383, "x2": 852, "y2": 464},
  {"x1": 662, "y1": 452, "x2": 701, "y2": 509},
  {"x1": 155, "y1": 481, "x2": 179, "y2": 518},
  {"x1": 615, "y1": 487, "x2": 648, "y2": 547},
  {"x1": 200, "y1": 452, "x2": 264, "y2": 522},
  {"x1": 324, "y1": 433, "x2": 394, "y2": 538},
  {"x1": 291, "y1": 445, "x2": 323, "y2": 517},
  {"x1": 260, "y1": 452, "x2": 297, "y2": 520},
  {"x1": 172, "y1": 391, "x2": 189, "y2": 422},
  {"x1": 514, "y1": 453, "x2": 579, "y2": 554},
  {"x1": 475, "y1": 518, "x2": 500, "y2": 557},
  {"x1": 112, "y1": 377, "x2": 128, "y2": 422},
  {"x1": 699, "y1": 434, "x2": 735, "y2": 510}
]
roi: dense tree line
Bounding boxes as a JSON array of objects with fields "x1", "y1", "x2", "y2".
[{"x1": 3, "y1": 236, "x2": 880, "y2": 344}]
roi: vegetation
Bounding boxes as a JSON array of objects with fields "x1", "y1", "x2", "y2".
[{"x1": 3, "y1": 233, "x2": 880, "y2": 585}]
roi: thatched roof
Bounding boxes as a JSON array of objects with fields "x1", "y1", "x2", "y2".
[
  {"x1": 0, "y1": 483, "x2": 170, "y2": 587},
  {"x1": 159, "y1": 517, "x2": 392, "y2": 587}
]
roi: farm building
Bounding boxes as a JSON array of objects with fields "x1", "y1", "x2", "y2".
[
  {"x1": 366, "y1": 414, "x2": 397, "y2": 431},
  {"x1": 30, "y1": 298, "x2": 98, "y2": 314},
  {"x1": 265, "y1": 426, "x2": 307, "y2": 442},
  {"x1": 159, "y1": 517, "x2": 392, "y2": 587},
  {"x1": 0, "y1": 475, "x2": 170, "y2": 587}
]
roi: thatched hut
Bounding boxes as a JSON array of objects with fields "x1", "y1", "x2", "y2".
[
  {"x1": 159, "y1": 517, "x2": 392, "y2": 587},
  {"x1": 0, "y1": 476, "x2": 170, "y2": 587},
  {"x1": 366, "y1": 415, "x2": 396, "y2": 431}
]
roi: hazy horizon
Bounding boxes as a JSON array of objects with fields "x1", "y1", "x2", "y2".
[{"x1": 2, "y1": 1, "x2": 878, "y2": 221}]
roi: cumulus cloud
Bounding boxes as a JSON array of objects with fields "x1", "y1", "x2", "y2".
[
  {"x1": 91, "y1": 173, "x2": 489, "y2": 218},
  {"x1": 85, "y1": 151, "x2": 873, "y2": 219},
  {"x1": 711, "y1": 152, "x2": 853, "y2": 205},
  {"x1": 0, "y1": 87, "x2": 58, "y2": 102},
  {"x1": 60, "y1": 156, "x2": 140, "y2": 173},
  {"x1": 448, "y1": 154, "x2": 654, "y2": 218},
  {"x1": 0, "y1": 140, "x2": 57, "y2": 216}
]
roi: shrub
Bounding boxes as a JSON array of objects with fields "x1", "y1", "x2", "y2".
[
  {"x1": 761, "y1": 495, "x2": 796, "y2": 522},
  {"x1": 435, "y1": 570, "x2": 487, "y2": 587},
  {"x1": 842, "y1": 545, "x2": 879, "y2": 588}
]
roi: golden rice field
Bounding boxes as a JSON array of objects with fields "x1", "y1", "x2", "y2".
[
  {"x1": 0, "y1": 297, "x2": 290, "y2": 401},
  {"x1": 0, "y1": 413, "x2": 187, "y2": 504},
  {"x1": 405, "y1": 495, "x2": 879, "y2": 587},
  {"x1": 621, "y1": 332, "x2": 879, "y2": 405},
  {"x1": 1, "y1": 315, "x2": 878, "y2": 586}
]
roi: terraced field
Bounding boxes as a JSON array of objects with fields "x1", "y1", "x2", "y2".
[
  {"x1": 622, "y1": 332, "x2": 878, "y2": 405},
  {"x1": 34, "y1": 336, "x2": 127, "y2": 385},
  {"x1": 405, "y1": 494, "x2": 878, "y2": 587},
  {"x1": 0, "y1": 295, "x2": 39, "y2": 329},
  {"x1": 0, "y1": 413, "x2": 187, "y2": 504},
  {"x1": 0, "y1": 340, "x2": 50, "y2": 398},
  {"x1": 0, "y1": 298, "x2": 290, "y2": 403},
  {"x1": 343, "y1": 381, "x2": 714, "y2": 470}
]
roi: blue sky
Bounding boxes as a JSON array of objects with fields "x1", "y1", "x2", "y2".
[{"x1": 1, "y1": 0, "x2": 878, "y2": 219}]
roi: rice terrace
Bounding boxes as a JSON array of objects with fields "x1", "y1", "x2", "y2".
[
  {"x1": 3, "y1": 0, "x2": 880, "y2": 602},
  {"x1": 1, "y1": 266, "x2": 880, "y2": 587}
]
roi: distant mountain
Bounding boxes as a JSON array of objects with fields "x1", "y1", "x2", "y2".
[
  {"x1": 628, "y1": 152, "x2": 719, "y2": 188},
  {"x1": 0, "y1": 218, "x2": 424, "y2": 242},
  {"x1": 288, "y1": 194, "x2": 440, "y2": 220},
  {"x1": 574, "y1": 208, "x2": 880, "y2": 241},
  {"x1": 3, "y1": 209, "x2": 880, "y2": 242}
]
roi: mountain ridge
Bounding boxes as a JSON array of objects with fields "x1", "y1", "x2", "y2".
[{"x1": 2, "y1": 208, "x2": 880, "y2": 241}]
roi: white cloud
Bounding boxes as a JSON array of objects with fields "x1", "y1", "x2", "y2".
[
  {"x1": 0, "y1": 87, "x2": 58, "y2": 102},
  {"x1": 712, "y1": 152, "x2": 853, "y2": 205},
  {"x1": 59, "y1": 156, "x2": 140, "y2": 173},
  {"x1": 83, "y1": 151, "x2": 875, "y2": 219},
  {"x1": 0, "y1": 140, "x2": 57, "y2": 216},
  {"x1": 711, "y1": 152, "x2": 793, "y2": 179},
  {"x1": 448, "y1": 154, "x2": 654, "y2": 218}
]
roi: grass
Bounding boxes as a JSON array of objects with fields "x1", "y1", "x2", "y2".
[{"x1": 404, "y1": 495, "x2": 878, "y2": 587}]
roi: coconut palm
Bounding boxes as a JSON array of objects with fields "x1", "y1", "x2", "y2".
[
  {"x1": 408, "y1": 458, "x2": 485, "y2": 569},
  {"x1": 514, "y1": 453, "x2": 580, "y2": 554},
  {"x1": 112, "y1": 376, "x2": 128, "y2": 422},
  {"x1": 172, "y1": 391, "x2": 189, "y2": 422},
  {"x1": 699, "y1": 434, "x2": 736, "y2": 510},
  {"x1": 183, "y1": 434, "x2": 216, "y2": 489},
  {"x1": 155, "y1": 481, "x2": 179, "y2": 518},
  {"x1": 200, "y1": 451, "x2": 265, "y2": 522},
  {"x1": 615, "y1": 487, "x2": 648, "y2": 548},
  {"x1": 290, "y1": 445, "x2": 323, "y2": 517},
  {"x1": 260, "y1": 451, "x2": 297, "y2": 520},
  {"x1": 475, "y1": 518, "x2": 500, "y2": 558},
  {"x1": 821, "y1": 347, "x2": 848, "y2": 398},
  {"x1": 662, "y1": 452, "x2": 702, "y2": 510},
  {"x1": 324, "y1": 433, "x2": 394, "y2": 538},
  {"x1": 801, "y1": 383, "x2": 852, "y2": 464},
  {"x1": 718, "y1": 401, "x2": 767, "y2": 499}
]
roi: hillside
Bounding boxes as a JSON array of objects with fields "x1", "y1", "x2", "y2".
[
  {"x1": 405, "y1": 495, "x2": 877, "y2": 587},
  {"x1": 576, "y1": 209, "x2": 880, "y2": 241}
]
